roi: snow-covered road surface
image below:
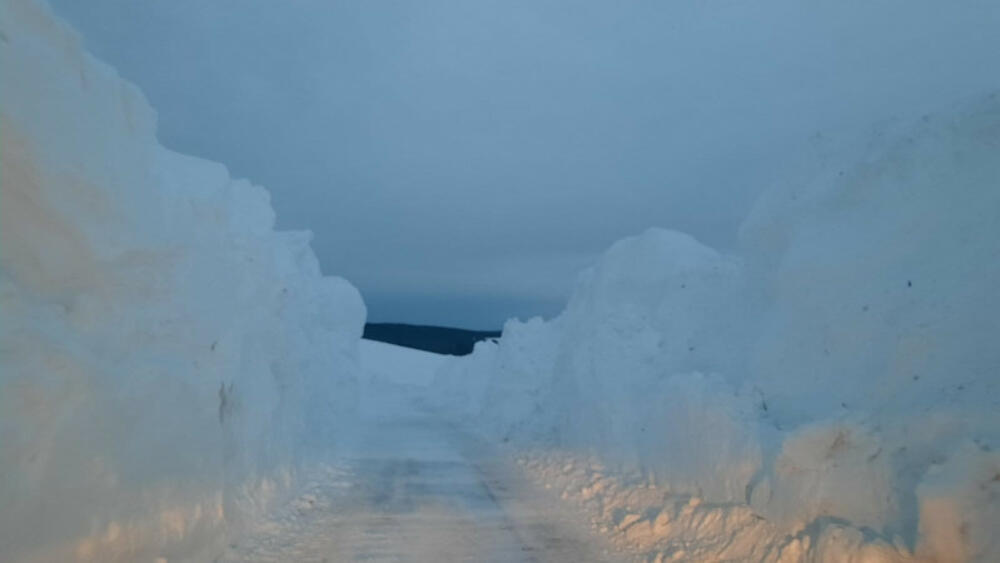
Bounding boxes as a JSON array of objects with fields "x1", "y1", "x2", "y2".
[{"x1": 226, "y1": 373, "x2": 619, "y2": 562}]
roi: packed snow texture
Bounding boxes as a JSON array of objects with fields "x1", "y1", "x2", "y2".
[
  {"x1": 431, "y1": 97, "x2": 1000, "y2": 560},
  {"x1": 0, "y1": 1, "x2": 365, "y2": 561},
  {"x1": 359, "y1": 339, "x2": 448, "y2": 388}
]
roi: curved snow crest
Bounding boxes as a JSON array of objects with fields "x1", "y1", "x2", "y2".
[
  {"x1": 432, "y1": 98, "x2": 1000, "y2": 561},
  {"x1": 0, "y1": 0, "x2": 365, "y2": 561}
]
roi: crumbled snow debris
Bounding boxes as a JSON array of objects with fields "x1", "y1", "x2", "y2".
[{"x1": 510, "y1": 449, "x2": 919, "y2": 562}]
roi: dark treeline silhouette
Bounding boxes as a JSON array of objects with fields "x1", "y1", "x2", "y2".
[{"x1": 363, "y1": 323, "x2": 501, "y2": 356}]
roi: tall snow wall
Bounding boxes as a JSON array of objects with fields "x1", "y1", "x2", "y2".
[
  {"x1": 0, "y1": 1, "x2": 365, "y2": 561},
  {"x1": 432, "y1": 97, "x2": 1000, "y2": 561}
]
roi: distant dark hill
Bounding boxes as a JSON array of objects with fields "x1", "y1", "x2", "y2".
[{"x1": 363, "y1": 323, "x2": 501, "y2": 356}]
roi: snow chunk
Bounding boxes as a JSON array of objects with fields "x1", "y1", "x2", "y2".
[
  {"x1": 751, "y1": 421, "x2": 894, "y2": 532},
  {"x1": 916, "y1": 444, "x2": 1000, "y2": 562}
]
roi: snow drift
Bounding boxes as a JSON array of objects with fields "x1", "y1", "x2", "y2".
[
  {"x1": 431, "y1": 97, "x2": 1000, "y2": 560},
  {"x1": 0, "y1": 1, "x2": 364, "y2": 560}
]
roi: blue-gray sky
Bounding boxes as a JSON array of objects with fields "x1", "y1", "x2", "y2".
[{"x1": 48, "y1": 0, "x2": 1000, "y2": 329}]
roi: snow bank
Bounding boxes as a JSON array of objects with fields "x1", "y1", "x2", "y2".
[
  {"x1": 359, "y1": 340, "x2": 448, "y2": 388},
  {"x1": 431, "y1": 96, "x2": 1000, "y2": 560},
  {"x1": 0, "y1": 1, "x2": 364, "y2": 560},
  {"x1": 356, "y1": 340, "x2": 449, "y2": 419}
]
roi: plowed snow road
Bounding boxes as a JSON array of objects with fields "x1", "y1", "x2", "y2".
[{"x1": 226, "y1": 381, "x2": 619, "y2": 562}]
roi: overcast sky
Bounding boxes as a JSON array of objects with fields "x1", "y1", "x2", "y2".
[{"x1": 48, "y1": 0, "x2": 1000, "y2": 328}]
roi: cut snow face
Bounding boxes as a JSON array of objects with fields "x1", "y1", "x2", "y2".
[
  {"x1": 429, "y1": 96, "x2": 1000, "y2": 561},
  {"x1": 0, "y1": 0, "x2": 364, "y2": 560}
]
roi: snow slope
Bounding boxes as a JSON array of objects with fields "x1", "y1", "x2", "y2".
[
  {"x1": 0, "y1": 1, "x2": 365, "y2": 560},
  {"x1": 431, "y1": 97, "x2": 1000, "y2": 561},
  {"x1": 359, "y1": 340, "x2": 448, "y2": 388}
]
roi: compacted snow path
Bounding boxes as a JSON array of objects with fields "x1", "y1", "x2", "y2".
[
  {"x1": 226, "y1": 343, "x2": 619, "y2": 562},
  {"x1": 227, "y1": 412, "x2": 618, "y2": 562}
]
